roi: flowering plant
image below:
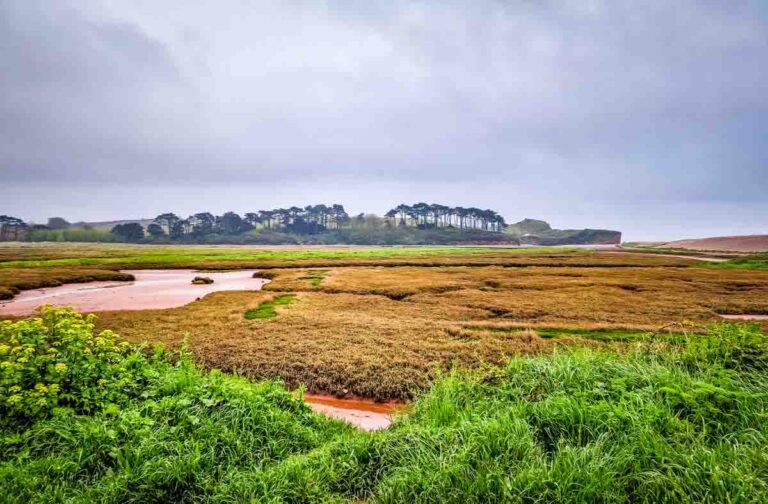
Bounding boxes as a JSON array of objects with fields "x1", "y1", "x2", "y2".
[{"x1": 0, "y1": 306, "x2": 148, "y2": 424}]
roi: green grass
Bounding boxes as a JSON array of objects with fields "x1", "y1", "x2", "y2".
[
  {"x1": 469, "y1": 325, "x2": 652, "y2": 343},
  {"x1": 0, "y1": 245, "x2": 581, "y2": 269},
  {"x1": 705, "y1": 254, "x2": 768, "y2": 271},
  {"x1": 535, "y1": 327, "x2": 651, "y2": 342},
  {"x1": 3, "y1": 309, "x2": 768, "y2": 502},
  {"x1": 244, "y1": 294, "x2": 296, "y2": 319},
  {"x1": 301, "y1": 270, "x2": 327, "y2": 287}
]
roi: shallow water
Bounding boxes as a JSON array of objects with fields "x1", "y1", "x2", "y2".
[
  {"x1": 304, "y1": 394, "x2": 402, "y2": 430},
  {"x1": 0, "y1": 269, "x2": 267, "y2": 316}
]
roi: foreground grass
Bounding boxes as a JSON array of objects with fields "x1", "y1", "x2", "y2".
[{"x1": 2, "y1": 309, "x2": 768, "y2": 502}]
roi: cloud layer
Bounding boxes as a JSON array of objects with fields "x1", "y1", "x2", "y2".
[{"x1": 1, "y1": 0, "x2": 766, "y2": 239}]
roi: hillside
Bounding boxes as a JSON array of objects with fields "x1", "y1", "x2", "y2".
[
  {"x1": 660, "y1": 235, "x2": 768, "y2": 253},
  {"x1": 71, "y1": 218, "x2": 154, "y2": 230},
  {"x1": 505, "y1": 218, "x2": 622, "y2": 245}
]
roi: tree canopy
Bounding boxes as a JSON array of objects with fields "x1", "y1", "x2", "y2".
[
  {"x1": 385, "y1": 203, "x2": 506, "y2": 232},
  {"x1": 3, "y1": 203, "x2": 512, "y2": 243},
  {"x1": 111, "y1": 223, "x2": 145, "y2": 242}
]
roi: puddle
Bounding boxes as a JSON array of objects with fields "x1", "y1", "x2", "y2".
[
  {"x1": 304, "y1": 394, "x2": 403, "y2": 431},
  {"x1": 718, "y1": 314, "x2": 768, "y2": 321},
  {"x1": 0, "y1": 269, "x2": 268, "y2": 316}
]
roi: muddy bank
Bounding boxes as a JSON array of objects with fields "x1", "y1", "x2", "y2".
[
  {"x1": 304, "y1": 394, "x2": 404, "y2": 431},
  {"x1": 0, "y1": 269, "x2": 267, "y2": 316}
]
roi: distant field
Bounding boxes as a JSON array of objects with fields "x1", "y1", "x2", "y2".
[
  {"x1": 2, "y1": 242, "x2": 765, "y2": 400},
  {"x1": 0, "y1": 242, "x2": 579, "y2": 268},
  {"x1": 660, "y1": 234, "x2": 768, "y2": 253}
]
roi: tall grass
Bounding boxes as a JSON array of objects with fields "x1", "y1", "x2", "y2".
[{"x1": 2, "y1": 309, "x2": 767, "y2": 502}]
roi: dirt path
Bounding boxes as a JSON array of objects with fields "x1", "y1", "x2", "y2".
[
  {"x1": 612, "y1": 251, "x2": 728, "y2": 263},
  {"x1": 0, "y1": 269, "x2": 268, "y2": 316},
  {"x1": 718, "y1": 314, "x2": 768, "y2": 321},
  {"x1": 304, "y1": 394, "x2": 404, "y2": 430}
]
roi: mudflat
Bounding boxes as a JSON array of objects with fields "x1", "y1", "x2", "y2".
[{"x1": 0, "y1": 269, "x2": 267, "y2": 316}]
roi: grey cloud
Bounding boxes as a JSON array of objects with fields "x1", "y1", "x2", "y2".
[{"x1": 0, "y1": 0, "x2": 766, "y2": 237}]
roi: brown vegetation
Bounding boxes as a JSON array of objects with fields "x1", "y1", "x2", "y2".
[
  {"x1": 97, "y1": 262, "x2": 768, "y2": 399},
  {"x1": 3, "y1": 244, "x2": 766, "y2": 400}
]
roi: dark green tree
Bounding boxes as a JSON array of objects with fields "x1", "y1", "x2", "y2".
[
  {"x1": 111, "y1": 223, "x2": 145, "y2": 242},
  {"x1": 154, "y1": 213, "x2": 181, "y2": 236},
  {"x1": 146, "y1": 223, "x2": 165, "y2": 237}
]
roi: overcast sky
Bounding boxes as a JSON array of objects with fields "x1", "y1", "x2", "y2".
[{"x1": 1, "y1": 0, "x2": 766, "y2": 240}]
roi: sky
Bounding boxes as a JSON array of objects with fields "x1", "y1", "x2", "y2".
[{"x1": 1, "y1": 0, "x2": 766, "y2": 241}]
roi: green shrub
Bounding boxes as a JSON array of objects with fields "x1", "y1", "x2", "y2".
[{"x1": 0, "y1": 307, "x2": 144, "y2": 424}]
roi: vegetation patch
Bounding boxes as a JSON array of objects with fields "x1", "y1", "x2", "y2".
[
  {"x1": 534, "y1": 326, "x2": 651, "y2": 342},
  {"x1": 706, "y1": 253, "x2": 768, "y2": 271},
  {"x1": 244, "y1": 294, "x2": 296, "y2": 320},
  {"x1": 300, "y1": 270, "x2": 327, "y2": 287}
]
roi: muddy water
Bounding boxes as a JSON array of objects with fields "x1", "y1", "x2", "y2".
[
  {"x1": 0, "y1": 269, "x2": 268, "y2": 316},
  {"x1": 304, "y1": 394, "x2": 403, "y2": 431},
  {"x1": 719, "y1": 314, "x2": 768, "y2": 321}
]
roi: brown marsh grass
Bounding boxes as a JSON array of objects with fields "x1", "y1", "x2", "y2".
[
  {"x1": 3, "y1": 244, "x2": 766, "y2": 399},
  {"x1": 97, "y1": 262, "x2": 768, "y2": 399}
]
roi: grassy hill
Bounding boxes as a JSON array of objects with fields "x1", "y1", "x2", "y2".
[{"x1": 505, "y1": 219, "x2": 622, "y2": 245}]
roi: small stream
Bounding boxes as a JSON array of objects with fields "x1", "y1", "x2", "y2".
[
  {"x1": 0, "y1": 269, "x2": 268, "y2": 316},
  {"x1": 304, "y1": 394, "x2": 402, "y2": 430},
  {"x1": 0, "y1": 269, "x2": 404, "y2": 429}
]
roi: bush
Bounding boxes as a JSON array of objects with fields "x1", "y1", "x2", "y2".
[{"x1": 0, "y1": 307, "x2": 143, "y2": 425}]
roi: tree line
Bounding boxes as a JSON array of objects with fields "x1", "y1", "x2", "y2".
[
  {"x1": 385, "y1": 203, "x2": 506, "y2": 232},
  {"x1": 140, "y1": 204, "x2": 353, "y2": 240},
  {"x1": 1, "y1": 203, "x2": 510, "y2": 242}
]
